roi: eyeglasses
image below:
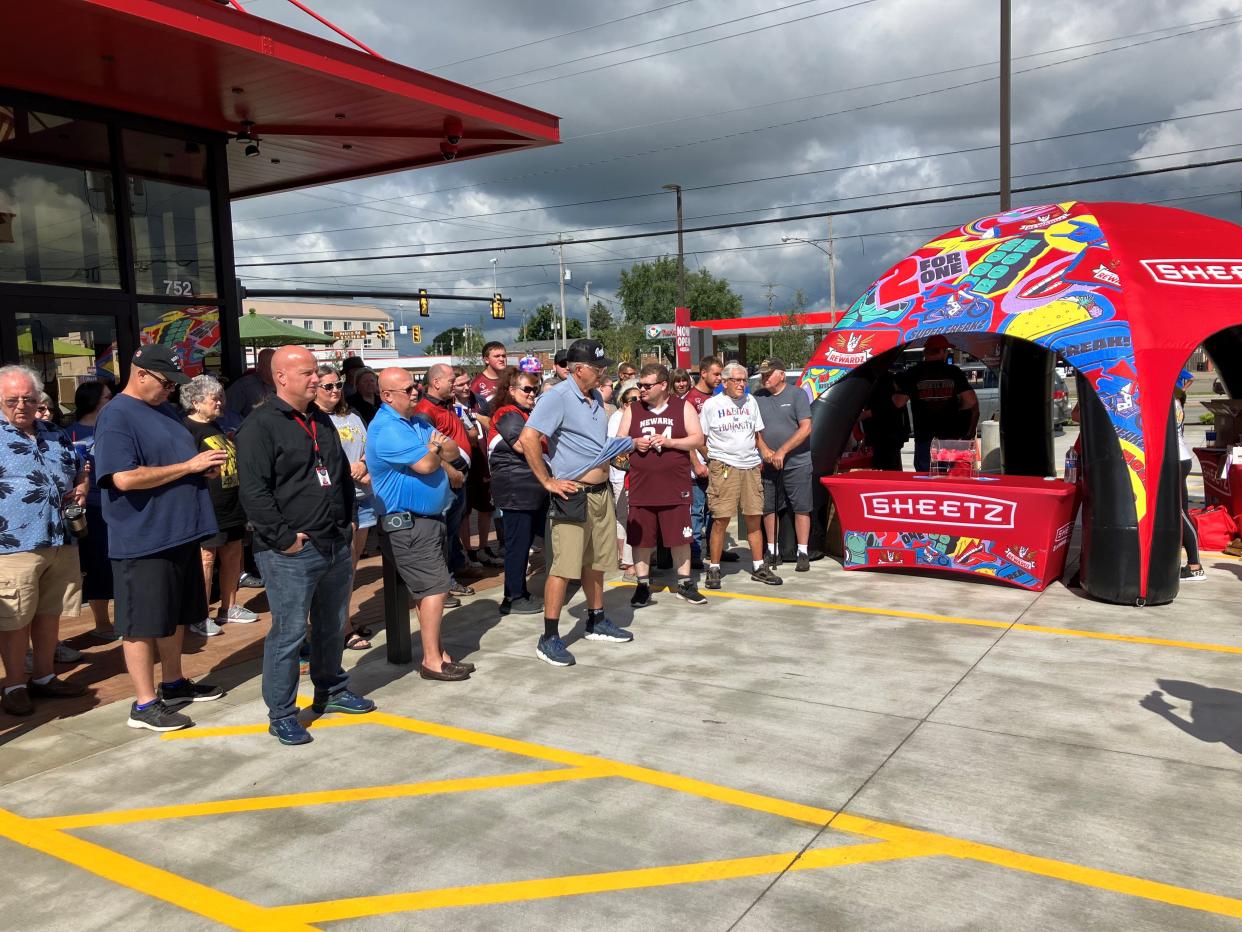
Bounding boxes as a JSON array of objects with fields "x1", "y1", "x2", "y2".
[
  {"x1": 516, "y1": 385, "x2": 538, "y2": 394},
  {"x1": 384, "y1": 385, "x2": 417, "y2": 396},
  {"x1": 725, "y1": 377, "x2": 747, "y2": 383},
  {"x1": 319, "y1": 382, "x2": 343, "y2": 392},
  {"x1": 143, "y1": 370, "x2": 175, "y2": 391},
  {"x1": 1, "y1": 395, "x2": 38, "y2": 408},
  {"x1": 637, "y1": 381, "x2": 661, "y2": 390}
]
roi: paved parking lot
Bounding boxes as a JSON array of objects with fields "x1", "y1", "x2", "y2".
[{"x1": 2, "y1": 534, "x2": 1242, "y2": 930}]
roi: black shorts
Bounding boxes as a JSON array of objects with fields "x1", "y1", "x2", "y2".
[
  {"x1": 380, "y1": 518, "x2": 452, "y2": 600},
  {"x1": 466, "y1": 460, "x2": 495, "y2": 513},
  {"x1": 112, "y1": 541, "x2": 207, "y2": 639},
  {"x1": 200, "y1": 524, "x2": 245, "y2": 549}
]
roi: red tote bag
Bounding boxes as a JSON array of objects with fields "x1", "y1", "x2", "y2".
[{"x1": 1189, "y1": 506, "x2": 1238, "y2": 551}]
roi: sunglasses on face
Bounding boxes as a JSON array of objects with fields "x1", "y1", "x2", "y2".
[
  {"x1": 145, "y1": 370, "x2": 175, "y2": 391},
  {"x1": 637, "y1": 381, "x2": 662, "y2": 390},
  {"x1": 319, "y1": 382, "x2": 342, "y2": 392},
  {"x1": 385, "y1": 385, "x2": 417, "y2": 396},
  {"x1": 516, "y1": 385, "x2": 538, "y2": 394}
]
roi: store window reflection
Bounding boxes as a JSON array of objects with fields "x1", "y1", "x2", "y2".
[
  {"x1": 125, "y1": 130, "x2": 216, "y2": 298},
  {"x1": 0, "y1": 105, "x2": 120, "y2": 288},
  {"x1": 138, "y1": 303, "x2": 222, "y2": 377},
  {"x1": 15, "y1": 311, "x2": 119, "y2": 421}
]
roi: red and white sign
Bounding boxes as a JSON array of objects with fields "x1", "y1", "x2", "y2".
[
  {"x1": 859, "y1": 490, "x2": 1017, "y2": 529},
  {"x1": 675, "y1": 305, "x2": 691, "y2": 369},
  {"x1": 1140, "y1": 259, "x2": 1242, "y2": 288}
]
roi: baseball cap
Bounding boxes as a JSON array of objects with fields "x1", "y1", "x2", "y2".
[
  {"x1": 565, "y1": 338, "x2": 615, "y2": 369},
  {"x1": 554, "y1": 349, "x2": 569, "y2": 368},
  {"x1": 923, "y1": 335, "x2": 951, "y2": 351},
  {"x1": 759, "y1": 356, "x2": 788, "y2": 375},
  {"x1": 131, "y1": 344, "x2": 190, "y2": 384}
]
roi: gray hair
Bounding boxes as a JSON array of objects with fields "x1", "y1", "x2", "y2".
[
  {"x1": 181, "y1": 374, "x2": 225, "y2": 412},
  {"x1": 721, "y1": 362, "x2": 748, "y2": 380},
  {"x1": 0, "y1": 364, "x2": 42, "y2": 394}
]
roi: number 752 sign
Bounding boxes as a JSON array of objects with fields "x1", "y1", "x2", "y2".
[{"x1": 163, "y1": 279, "x2": 195, "y2": 297}]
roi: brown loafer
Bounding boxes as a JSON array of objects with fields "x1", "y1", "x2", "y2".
[
  {"x1": 28, "y1": 676, "x2": 88, "y2": 699},
  {"x1": 2, "y1": 686, "x2": 34, "y2": 716},
  {"x1": 419, "y1": 663, "x2": 469, "y2": 682},
  {"x1": 446, "y1": 660, "x2": 475, "y2": 675}
]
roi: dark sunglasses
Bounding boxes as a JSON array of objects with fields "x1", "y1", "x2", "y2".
[
  {"x1": 637, "y1": 381, "x2": 661, "y2": 390},
  {"x1": 385, "y1": 385, "x2": 417, "y2": 396},
  {"x1": 516, "y1": 385, "x2": 539, "y2": 394},
  {"x1": 318, "y1": 382, "x2": 342, "y2": 391}
]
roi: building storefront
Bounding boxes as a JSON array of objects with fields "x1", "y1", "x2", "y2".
[{"x1": 1, "y1": 0, "x2": 559, "y2": 415}]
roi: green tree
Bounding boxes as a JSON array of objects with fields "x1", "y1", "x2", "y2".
[
  {"x1": 762, "y1": 290, "x2": 816, "y2": 369},
  {"x1": 617, "y1": 256, "x2": 743, "y2": 325},
  {"x1": 428, "y1": 325, "x2": 484, "y2": 359},
  {"x1": 589, "y1": 301, "x2": 614, "y2": 333},
  {"x1": 517, "y1": 303, "x2": 584, "y2": 342},
  {"x1": 597, "y1": 321, "x2": 646, "y2": 373}
]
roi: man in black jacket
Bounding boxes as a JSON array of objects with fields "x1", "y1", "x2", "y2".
[{"x1": 237, "y1": 346, "x2": 375, "y2": 746}]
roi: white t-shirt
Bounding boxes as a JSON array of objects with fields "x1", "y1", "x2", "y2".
[{"x1": 700, "y1": 393, "x2": 765, "y2": 469}]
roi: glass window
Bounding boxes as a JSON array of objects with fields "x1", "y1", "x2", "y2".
[
  {"x1": 0, "y1": 105, "x2": 120, "y2": 288},
  {"x1": 303, "y1": 320, "x2": 313, "y2": 330},
  {"x1": 15, "y1": 310, "x2": 120, "y2": 420},
  {"x1": 137, "y1": 303, "x2": 222, "y2": 378},
  {"x1": 342, "y1": 320, "x2": 352, "y2": 331},
  {"x1": 322, "y1": 320, "x2": 334, "y2": 333},
  {"x1": 125, "y1": 130, "x2": 216, "y2": 298}
]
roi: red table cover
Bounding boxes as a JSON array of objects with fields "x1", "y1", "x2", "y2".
[
  {"x1": 1192, "y1": 448, "x2": 1242, "y2": 519},
  {"x1": 820, "y1": 471, "x2": 1079, "y2": 591}
]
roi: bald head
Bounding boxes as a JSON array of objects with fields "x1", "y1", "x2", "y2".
[
  {"x1": 378, "y1": 367, "x2": 410, "y2": 392},
  {"x1": 271, "y1": 346, "x2": 319, "y2": 411},
  {"x1": 378, "y1": 367, "x2": 417, "y2": 416},
  {"x1": 425, "y1": 363, "x2": 454, "y2": 401}
]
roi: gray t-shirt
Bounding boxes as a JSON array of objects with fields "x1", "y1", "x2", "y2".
[{"x1": 754, "y1": 385, "x2": 812, "y2": 466}]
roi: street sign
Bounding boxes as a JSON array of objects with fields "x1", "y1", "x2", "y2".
[
  {"x1": 645, "y1": 324, "x2": 676, "y2": 339},
  {"x1": 333, "y1": 330, "x2": 368, "y2": 340}
]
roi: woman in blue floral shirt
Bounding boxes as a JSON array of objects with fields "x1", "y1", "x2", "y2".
[{"x1": 0, "y1": 365, "x2": 89, "y2": 717}]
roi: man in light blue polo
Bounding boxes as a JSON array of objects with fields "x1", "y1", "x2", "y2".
[
  {"x1": 369, "y1": 368, "x2": 474, "y2": 682},
  {"x1": 519, "y1": 340, "x2": 635, "y2": 667}
]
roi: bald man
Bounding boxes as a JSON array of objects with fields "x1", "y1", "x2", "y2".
[
  {"x1": 226, "y1": 346, "x2": 275, "y2": 418},
  {"x1": 238, "y1": 346, "x2": 376, "y2": 746},
  {"x1": 414, "y1": 362, "x2": 473, "y2": 593}
]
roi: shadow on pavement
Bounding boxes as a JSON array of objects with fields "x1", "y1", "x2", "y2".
[{"x1": 1140, "y1": 679, "x2": 1242, "y2": 755}]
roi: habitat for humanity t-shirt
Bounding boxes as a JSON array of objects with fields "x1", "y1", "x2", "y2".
[
  {"x1": 700, "y1": 393, "x2": 765, "y2": 469},
  {"x1": 94, "y1": 393, "x2": 217, "y2": 558}
]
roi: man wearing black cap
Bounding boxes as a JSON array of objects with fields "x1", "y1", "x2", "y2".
[
  {"x1": 893, "y1": 335, "x2": 978, "y2": 472},
  {"x1": 94, "y1": 345, "x2": 228, "y2": 732},
  {"x1": 519, "y1": 339, "x2": 635, "y2": 667},
  {"x1": 547, "y1": 349, "x2": 570, "y2": 385}
]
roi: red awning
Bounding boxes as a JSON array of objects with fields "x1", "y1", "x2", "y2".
[{"x1": 0, "y1": 0, "x2": 559, "y2": 197}]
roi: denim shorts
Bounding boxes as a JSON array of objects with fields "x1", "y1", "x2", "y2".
[{"x1": 355, "y1": 492, "x2": 378, "y2": 530}]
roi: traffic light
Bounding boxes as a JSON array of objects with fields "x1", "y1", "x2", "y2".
[
  {"x1": 418, "y1": 288, "x2": 429, "y2": 317},
  {"x1": 376, "y1": 322, "x2": 387, "y2": 343},
  {"x1": 411, "y1": 325, "x2": 422, "y2": 344},
  {"x1": 491, "y1": 292, "x2": 505, "y2": 320}
]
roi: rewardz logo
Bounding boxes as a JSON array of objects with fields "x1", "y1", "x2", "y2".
[
  {"x1": 1141, "y1": 260, "x2": 1242, "y2": 288},
  {"x1": 860, "y1": 491, "x2": 1016, "y2": 529}
]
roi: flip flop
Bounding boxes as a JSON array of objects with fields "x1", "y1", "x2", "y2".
[
  {"x1": 345, "y1": 632, "x2": 371, "y2": 650},
  {"x1": 354, "y1": 625, "x2": 373, "y2": 639}
]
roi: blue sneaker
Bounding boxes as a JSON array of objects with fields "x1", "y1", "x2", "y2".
[
  {"x1": 584, "y1": 618, "x2": 633, "y2": 642},
  {"x1": 269, "y1": 716, "x2": 312, "y2": 745},
  {"x1": 312, "y1": 689, "x2": 376, "y2": 715},
  {"x1": 536, "y1": 635, "x2": 576, "y2": 667}
]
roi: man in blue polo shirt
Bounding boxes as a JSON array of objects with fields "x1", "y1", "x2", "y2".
[
  {"x1": 519, "y1": 339, "x2": 635, "y2": 668},
  {"x1": 370, "y1": 367, "x2": 474, "y2": 682},
  {"x1": 94, "y1": 345, "x2": 228, "y2": 732}
]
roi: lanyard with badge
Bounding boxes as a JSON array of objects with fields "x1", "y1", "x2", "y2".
[{"x1": 293, "y1": 413, "x2": 332, "y2": 487}]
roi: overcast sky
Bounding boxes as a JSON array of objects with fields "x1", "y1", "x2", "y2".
[{"x1": 231, "y1": 0, "x2": 1242, "y2": 344}]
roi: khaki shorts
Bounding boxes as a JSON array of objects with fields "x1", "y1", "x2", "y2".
[
  {"x1": 0, "y1": 545, "x2": 83, "y2": 631},
  {"x1": 707, "y1": 460, "x2": 764, "y2": 519},
  {"x1": 549, "y1": 488, "x2": 616, "y2": 580}
]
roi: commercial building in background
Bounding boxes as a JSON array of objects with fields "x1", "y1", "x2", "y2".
[
  {"x1": 0, "y1": 0, "x2": 559, "y2": 407},
  {"x1": 242, "y1": 300, "x2": 395, "y2": 366}
]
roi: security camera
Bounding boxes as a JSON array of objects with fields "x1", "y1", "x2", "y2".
[
  {"x1": 440, "y1": 141, "x2": 458, "y2": 161},
  {"x1": 443, "y1": 116, "x2": 463, "y2": 146}
]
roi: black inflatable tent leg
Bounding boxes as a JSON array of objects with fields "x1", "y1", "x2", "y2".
[{"x1": 999, "y1": 341, "x2": 1054, "y2": 477}]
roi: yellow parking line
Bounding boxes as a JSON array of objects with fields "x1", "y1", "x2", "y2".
[
  {"x1": 0, "y1": 807, "x2": 317, "y2": 932},
  {"x1": 36, "y1": 767, "x2": 609, "y2": 831},
  {"x1": 617, "y1": 586, "x2": 1242, "y2": 656},
  {"x1": 270, "y1": 842, "x2": 927, "y2": 922}
]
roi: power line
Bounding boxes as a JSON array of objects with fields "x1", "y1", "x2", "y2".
[{"x1": 235, "y1": 156, "x2": 1242, "y2": 268}]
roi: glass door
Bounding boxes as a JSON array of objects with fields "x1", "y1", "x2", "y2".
[{"x1": 12, "y1": 301, "x2": 131, "y2": 424}]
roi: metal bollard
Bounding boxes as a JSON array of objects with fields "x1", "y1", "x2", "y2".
[{"x1": 379, "y1": 537, "x2": 413, "y2": 664}]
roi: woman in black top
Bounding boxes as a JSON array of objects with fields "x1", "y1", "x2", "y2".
[
  {"x1": 182, "y1": 375, "x2": 257, "y2": 635},
  {"x1": 486, "y1": 367, "x2": 548, "y2": 616}
]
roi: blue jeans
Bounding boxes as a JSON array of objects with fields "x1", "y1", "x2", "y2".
[
  {"x1": 691, "y1": 479, "x2": 710, "y2": 561},
  {"x1": 501, "y1": 506, "x2": 546, "y2": 601},
  {"x1": 445, "y1": 485, "x2": 467, "y2": 573},
  {"x1": 256, "y1": 539, "x2": 352, "y2": 722},
  {"x1": 914, "y1": 439, "x2": 932, "y2": 473}
]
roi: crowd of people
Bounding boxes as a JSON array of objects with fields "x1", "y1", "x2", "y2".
[{"x1": 0, "y1": 337, "x2": 828, "y2": 735}]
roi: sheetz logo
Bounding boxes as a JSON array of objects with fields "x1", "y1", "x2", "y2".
[
  {"x1": 860, "y1": 491, "x2": 1016, "y2": 529},
  {"x1": 1141, "y1": 259, "x2": 1242, "y2": 288}
]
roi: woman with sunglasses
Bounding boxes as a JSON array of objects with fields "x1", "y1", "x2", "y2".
[
  {"x1": 486, "y1": 367, "x2": 547, "y2": 616},
  {"x1": 315, "y1": 365, "x2": 376, "y2": 649}
]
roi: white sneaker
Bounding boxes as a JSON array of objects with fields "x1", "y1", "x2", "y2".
[
  {"x1": 223, "y1": 605, "x2": 259, "y2": 623},
  {"x1": 191, "y1": 618, "x2": 223, "y2": 637}
]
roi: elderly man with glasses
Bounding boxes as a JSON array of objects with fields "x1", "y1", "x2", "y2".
[
  {"x1": 93, "y1": 346, "x2": 228, "y2": 731},
  {"x1": 0, "y1": 365, "x2": 90, "y2": 716}
]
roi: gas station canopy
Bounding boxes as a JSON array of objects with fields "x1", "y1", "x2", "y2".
[{"x1": 2, "y1": 0, "x2": 560, "y2": 197}]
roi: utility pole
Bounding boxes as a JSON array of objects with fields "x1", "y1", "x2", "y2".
[
  {"x1": 999, "y1": 0, "x2": 1012, "y2": 211},
  {"x1": 662, "y1": 183, "x2": 685, "y2": 307},
  {"x1": 584, "y1": 281, "x2": 592, "y2": 339},
  {"x1": 827, "y1": 215, "x2": 837, "y2": 323},
  {"x1": 548, "y1": 235, "x2": 574, "y2": 351}
]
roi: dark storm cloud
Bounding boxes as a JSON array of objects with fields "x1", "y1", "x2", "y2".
[{"x1": 232, "y1": 0, "x2": 1242, "y2": 338}]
